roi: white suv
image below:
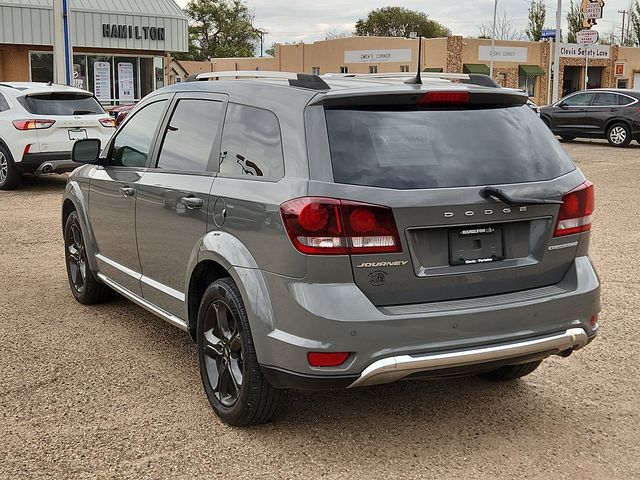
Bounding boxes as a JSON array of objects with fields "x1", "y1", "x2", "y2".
[{"x1": 0, "y1": 82, "x2": 115, "y2": 190}]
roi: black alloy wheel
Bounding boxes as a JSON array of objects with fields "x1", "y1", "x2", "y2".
[
  {"x1": 63, "y1": 211, "x2": 113, "y2": 304},
  {"x1": 197, "y1": 278, "x2": 287, "y2": 425},
  {"x1": 201, "y1": 297, "x2": 245, "y2": 408},
  {"x1": 66, "y1": 215, "x2": 88, "y2": 295}
]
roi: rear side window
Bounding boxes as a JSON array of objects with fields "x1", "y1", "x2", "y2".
[
  {"x1": 619, "y1": 95, "x2": 636, "y2": 106},
  {"x1": 20, "y1": 93, "x2": 104, "y2": 115},
  {"x1": 0, "y1": 93, "x2": 9, "y2": 112},
  {"x1": 326, "y1": 106, "x2": 575, "y2": 189},
  {"x1": 157, "y1": 99, "x2": 223, "y2": 172},
  {"x1": 562, "y1": 93, "x2": 594, "y2": 107},
  {"x1": 109, "y1": 100, "x2": 167, "y2": 168},
  {"x1": 219, "y1": 103, "x2": 284, "y2": 179},
  {"x1": 592, "y1": 93, "x2": 620, "y2": 106}
]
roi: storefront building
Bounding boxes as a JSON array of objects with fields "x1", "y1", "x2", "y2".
[
  {"x1": 210, "y1": 36, "x2": 640, "y2": 106},
  {"x1": 0, "y1": 0, "x2": 187, "y2": 104}
]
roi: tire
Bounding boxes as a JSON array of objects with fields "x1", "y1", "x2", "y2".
[
  {"x1": 606, "y1": 123, "x2": 631, "y2": 147},
  {"x1": 478, "y1": 360, "x2": 542, "y2": 382},
  {"x1": 560, "y1": 135, "x2": 576, "y2": 142},
  {"x1": 0, "y1": 144, "x2": 22, "y2": 190},
  {"x1": 197, "y1": 277, "x2": 287, "y2": 426},
  {"x1": 64, "y1": 211, "x2": 113, "y2": 304}
]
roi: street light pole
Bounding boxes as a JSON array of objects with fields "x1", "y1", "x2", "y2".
[
  {"x1": 489, "y1": 0, "x2": 498, "y2": 79},
  {"x1": 552, "y1": 0, "x2": 563, "y2": 103}
]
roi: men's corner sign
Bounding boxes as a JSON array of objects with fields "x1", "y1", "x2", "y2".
[
  {"x1": 93, "y1": 61, "x2": 111, "y2": 102},
  {"x1": 344, "y1": 49, "x2": 412, "y2": 64},
  {"x1": 581, "y1": 0, "x2": 605, "y2": 29},
  {"x1": 478, "y1": 46, "x2": 528, "y2": 62}
]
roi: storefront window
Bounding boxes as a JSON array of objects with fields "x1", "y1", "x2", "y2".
[
  {"x1": 114, "y1": 57, "x2": 138, "y2": 103},
  {"x1": 518, "y1": 75, "x2": 536, "y2": 97},
  {"x1": 73, "y1": 55, "x2": 88, "y2": 90},
  {"x1": 30, "y1": 53, "x2": 54, "y2": 83},
  {"x1": 154, "y1": 57, "x2": 165, "y2": 90},
  {"x1": 140, "y1": 58, "x2": 155, "y2": 97},
  {"x1": 88, "y1": 56, "x2": 114, "y2": 103}
]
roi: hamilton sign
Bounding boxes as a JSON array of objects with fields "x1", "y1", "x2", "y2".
[{"x1": 102, "y1": 24, "x2": 166, "y2": 41}]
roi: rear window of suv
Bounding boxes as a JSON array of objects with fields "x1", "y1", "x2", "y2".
[
  {"x1": 325, "y1": 105, "x2": 575, "y2": 189},
  {"x1": 20, "y1": 93, "x2": 104, "y2": 116}
]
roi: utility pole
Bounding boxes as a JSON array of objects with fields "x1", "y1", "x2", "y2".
[
  {"x1": 618, "y1": 10, "x2": 628, "y2": 45},
  {"x1": 489, "y1": 0, "x2": 498, "y2": 78},
  {"x1": 552, "y1": 0, "x2": 562, "y2": 103}
]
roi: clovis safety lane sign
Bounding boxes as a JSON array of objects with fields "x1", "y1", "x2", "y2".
[{"x1": 577, "y1": 29, "x2": 599, "y2": 45}]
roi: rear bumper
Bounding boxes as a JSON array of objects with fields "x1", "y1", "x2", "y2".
[
  {"x1": 348, "y1": 327, "x2": 589, "y2": 388},
  {"x1": 247, "y1": 256, "x2": 600, "y2": 389},
  {"x1": 16, "y1": 152, "x2": 77, "y2": 174}
]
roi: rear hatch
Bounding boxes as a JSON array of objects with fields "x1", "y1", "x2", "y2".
[
  {"x1": 319, "y1": 90, "x2": 587, "y2": 306},
  {"x1": 18, "y1": 92, "x2": 113, "y2": 152}
]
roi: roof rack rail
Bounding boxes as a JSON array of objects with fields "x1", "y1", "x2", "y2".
[
  {"x1": 189, "y1": 70, "x2": 331, "y2": 90},
  {"x1": 323, "y1": 72, "x2": 470, "y2": 81},
  {"x1": 192, "y1": 71, "x2": 299, "y2": 81}
]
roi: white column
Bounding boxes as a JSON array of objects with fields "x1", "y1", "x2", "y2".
[
  {"x1": 552, "y1": 0, "x2": 563, "y2": 102},
  {"x1": 52, "y1": 0, "x2": 73, "y2": 85}
]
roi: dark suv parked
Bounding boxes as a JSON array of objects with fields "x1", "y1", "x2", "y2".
[
  {"x1": 540, "y1": 88, "x2": 640, "y2": 147},
  {"x1": 62, "y1": 72, "x2": 600, "y2": 425}
]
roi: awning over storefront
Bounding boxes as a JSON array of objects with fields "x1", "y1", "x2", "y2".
[
  {"x1": 424, "y1": 67, "x2": 444, "y2": 72},
  {"x1": 463, "y1": 63, "x2": 490, "y2": 75},
  {"x1": 519, "y1": 65, "x2": 545, "y2": 76}
]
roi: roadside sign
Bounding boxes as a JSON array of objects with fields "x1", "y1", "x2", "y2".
[
  {"x1": 577, "y1": 29, "x2": 599, "y2": 45},
  {"x1": 541, "y1": 29, "x2": 558, "y2": 39},
  {"x1": 583, "y1": 3, "x2": 603, "y2": 19}
]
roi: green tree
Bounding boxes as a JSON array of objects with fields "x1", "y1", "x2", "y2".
[
  {"x1": 355, "y1": 7, "x2": 450, "y2": 38},
  {"x1": 526, "y1": 0, "x2": 546, "y2": 41},
  {"x1": 176, "y1": 0, "x2": 260, "y2": 60},
  {"x1": 566, "y1": 0, "x2": 582, "y2": 43}
]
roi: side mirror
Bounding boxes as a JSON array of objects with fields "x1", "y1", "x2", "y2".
[
  {"x1": 72, "y1": 139, "x2": 102, "y2": 164},
  {"x1": 558, "y1": 102, "x2": 568, "y2": 110}
]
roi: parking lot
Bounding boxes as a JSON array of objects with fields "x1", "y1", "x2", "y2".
[{"x1": 1, "y1": 140, "x2": 639, "y2": 479}]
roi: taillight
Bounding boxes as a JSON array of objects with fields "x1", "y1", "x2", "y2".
[
  {"x1": 99, "y1": 117, "x2": 116, "y2": 128},
  {"x1": 280, "y1": 197, "x2": 401, "y2": 255},
  {"x1": 554, "y1": 181, "x2": 594, "y2": 237},
  {"x1": 307, "y1": 352, "x2": 350, "y2": 367},
  {"x1": 12, "y1": 119, "x2": 55, "y2": 130},
  {"x1": 418, "y1": 91, "x2": 469, "y2": 106}
]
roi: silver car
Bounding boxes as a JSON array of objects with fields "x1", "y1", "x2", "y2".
[{"x1": 62, "y1": 72, "x2": 600, "y2": 426}]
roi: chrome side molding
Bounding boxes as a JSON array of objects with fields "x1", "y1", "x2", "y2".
[
  {"x1": 348, "y1": 328, "x2": 588, "y2": 388},
  {"x1": 97, "y1": 273, "x2": 189, "y2": 332}
]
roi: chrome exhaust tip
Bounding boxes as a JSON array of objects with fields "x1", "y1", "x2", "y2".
[{"x1": 40, "y1": 163, "x2": 54, "y2": 174}]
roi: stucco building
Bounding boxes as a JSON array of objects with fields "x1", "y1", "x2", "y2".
[{"x1": 207, "y1": 36, "x2": 640, "y2": 106}]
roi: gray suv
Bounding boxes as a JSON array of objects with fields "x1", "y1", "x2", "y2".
[{"x1": 62, "y1": 72, "x2": 600, "y2": 426}]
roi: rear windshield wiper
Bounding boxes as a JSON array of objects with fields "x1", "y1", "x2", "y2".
[
  {"x1": 481, "y1": 186, "x2": 563, "y2": 207},
  {"x1": 73, "y1": 110, "x2": 96, "y2": 115}
]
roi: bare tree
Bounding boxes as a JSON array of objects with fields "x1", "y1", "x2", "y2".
[
  {"x1": 477, "y1": 11, "x2": 526, "y2": 40},
  {"x1": 325, "y1": 29, "x2": 352, "y2": 40}
]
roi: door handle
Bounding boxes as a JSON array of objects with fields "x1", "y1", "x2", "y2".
[
  {"x1": 119, "y1": 186, "x2": 135, "y2": 197},
  {"x1": 180, "y1": 196, "x2": 204, "y2": 210}
]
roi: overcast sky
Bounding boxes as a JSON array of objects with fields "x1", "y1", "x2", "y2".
[{"x1": 175, "y1": 0, "x2": 636, "y2": 50}]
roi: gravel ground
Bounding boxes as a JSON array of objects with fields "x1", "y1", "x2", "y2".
[{"x1": 1, "y1": 140, "x2": 639, "y2": 479}]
